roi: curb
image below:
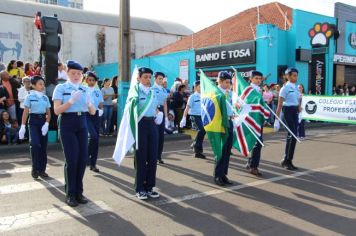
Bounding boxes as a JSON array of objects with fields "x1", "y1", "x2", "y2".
[{"x1": 0, "y1": 133, "x2": 191, "y2": 155}]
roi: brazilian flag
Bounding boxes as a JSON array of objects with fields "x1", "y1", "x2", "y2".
[{"x1": 200, "y1": 70, "x2": 229, "y2": 161}]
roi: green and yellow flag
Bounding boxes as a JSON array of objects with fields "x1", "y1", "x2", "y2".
[{"x1": 200, "y1": 70, "x2": 229, "y2": 161}]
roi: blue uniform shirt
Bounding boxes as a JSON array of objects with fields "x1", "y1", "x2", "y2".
[
  {"x1": 279, "y1": 82, "x2": 300, "y2": 106},
  {"x1": 151, "y1": 83, "x2": 168, "y2": 106},
  {"x1": 88, "y1": 87, "x2": 104, "y2": 110},
  {"x1": 187, "y1": 92, "x2": 201, "y2": 116},
  {"x1": 138, "y1": 84, "x2": 158, "y2": 117},
  {"x1": 52, "y1": 82, "x2": 89, "y2": 112},
  {"x1": 24, "y1": 91, "x2": 51, "y2": 114}
]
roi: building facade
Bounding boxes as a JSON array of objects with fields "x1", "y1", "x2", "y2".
[
  {"x1": 22, "y1": 0, "x2": 83, "y2": 9},
  {"x1": 0, "y1": 0, "x2": 192, "y2": 67}
]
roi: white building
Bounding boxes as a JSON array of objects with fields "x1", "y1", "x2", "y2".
[{"x1": 0, "y1": 0, "x2": 193, "y2": 67}]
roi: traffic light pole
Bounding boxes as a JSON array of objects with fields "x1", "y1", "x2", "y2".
[{"x1": 117, "y1": 0, "x2": 131, "y2": 124}]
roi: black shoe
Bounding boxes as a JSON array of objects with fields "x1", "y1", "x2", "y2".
[
  {"x1": 39, "y1": 172, "x2": 49, "y2": 178},
  {"x1": 66, "y1": 197, "x2": 79, "y2": 207},
  {"x1": 288, "y1": 161, "x2": 299, "y2": 170},
  {"x1": 158, "y1": 160, "x2": 165, "y2": 164},
  {"x1": 194, "y1": 153, "x2": 206, "y2": 159},
  {"x1": 90, "y1": 165, "x2": 100, "y2": 172},
  {"x1": 31, "y1": 170, "x2": 39, "y2": 179},
  {"x1": 280, "y1": 159, "x2": 287, "y2": 168},
  {"x1": 76, "y1": 195, "x2": 89, "y2": 204},
  {"x1": 214, "y1": 177, "x2": 225, "y2": 186},
  {"x1": 222, "y1": 176, "x2": 233, "y2": 185}
]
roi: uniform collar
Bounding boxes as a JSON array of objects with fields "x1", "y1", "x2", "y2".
[
  {"x1": 154, "y1": 83, "x2": 163, "y2": 89},
  {"x1": 31, "y1": 90, "x2": 44, "y2": 98},
  {"x1": 194, "y1": 91, "x2": 200, "y2": 96},
  {"x1": 139, "y1": 83, "x2": 150, "y2": 95},
  {"x1": 66, "y1": 80, "x2": 80, "y2": 90},
  {"x1": 286, "y1": 81, "x2": 296, "y2": 88},
  {"x1": 250, "y1": 83, "x2": 261, "y2": 92},
  {"x1": 218, "y1": 86, "x2": 227, "y2": 94}
]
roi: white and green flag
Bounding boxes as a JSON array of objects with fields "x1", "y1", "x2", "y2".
[{"x1": 113, "y1": 67, "x2": 153, "y2": 166}]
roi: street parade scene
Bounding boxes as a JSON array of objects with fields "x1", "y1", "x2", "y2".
[{"x1": 0, "y1": 0, "x2": 356, "y2": 235}]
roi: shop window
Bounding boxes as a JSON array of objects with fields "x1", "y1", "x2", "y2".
[{"x1": 345, "y1": 66, "x2": 356, "y2": 86}]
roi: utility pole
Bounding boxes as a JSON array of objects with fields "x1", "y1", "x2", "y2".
[{"x1": 118, "y1": 0, "x2": 131, "y2": 123}]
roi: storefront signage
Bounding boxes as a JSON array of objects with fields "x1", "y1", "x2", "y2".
[
  {"x1": 349, "y1": 33, "x2": 356, "y2": 49},
  {"x1": 310, "y1": 54, "x2": 326, "y2": 95},
  {"x1": 195, "y1": 41, "x2": 255, "y2": 68},
  {"x1": 301, "y1": 95, "x2": 356, "y2": 124},
  {"x1": 179, "y1": 59, "x2": 189, "y2": 81},
  {"x1": 196, "y1": 67, "x2": 255, "y2": 82},
  {"x1": 308, "y1": 23, "x2": 335, "y2": 47},
  {"x1": 333, "y1": 54, "x2": 356, "y2": 66}
]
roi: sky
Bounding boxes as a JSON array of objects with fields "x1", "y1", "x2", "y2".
[{"x1": 84, "y1": 0, "x2": 356, "y2": 32}]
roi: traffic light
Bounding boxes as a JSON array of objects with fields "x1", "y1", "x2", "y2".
[{"x1": 34, "y1": 12, "x2": 62, "y2": 86}]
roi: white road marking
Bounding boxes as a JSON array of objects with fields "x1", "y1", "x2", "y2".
[
  {"x1": 0, "y1": 201, "x2": 112, "y2": 232},
  {"x1": 155, "y1": 165, "x2": 338, "y2": 206},
  {"x1": 0, "y1": 157, "x2": 31, "y2": 164},
  {"x1": 0, "y1": 178, "x2": 64, "y2": 195},
  {"x1": 0, "y1": 167, "x2": 32, "y2": 175}
]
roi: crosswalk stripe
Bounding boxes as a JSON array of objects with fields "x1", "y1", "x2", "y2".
[
  {"x1": 0, "y1": 167, "x2": 33, "y2": 175},
  {"x1": 0, "y1": 200, "x2": 112, "y2": 232},
  {"x1": 0, "y1": 178, "x2": 64, "y2": 195},
  {"x1": 0, "y1": 158, "x2": 31, "y2": 164}
]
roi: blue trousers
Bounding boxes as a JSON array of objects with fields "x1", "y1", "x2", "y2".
[
  {"x1": 298, "y1": 120, "x2": 305, "y2": 138},
  {"x1": 134, "y1": 118, "x2": 158, "y2": 192},
  {"x1": 248, "y1": 127, "x2": 263, "y2": 168},
  {"x1": 190, "y1": 115, "x2": 206, "y2": 153},
  {"x1": 102, "y1": 105, "x2": 113, "y2": 134},
  {"x1": 283, "y1": 106, "x2": 298, "y2": 161},
  {"x1": 214, "y1": 120, "x2": 233, "y2": 177},
  {"x1": 29, "y1": 114, "x2": 48, "y2": 172},
  {"x1": 87, "y1": 111, "x2": 100, "y2": 166},
  {"x1": 157, "y1": 113, "x2": 165, "y2": 161},
  {"x1": 59, "y1": 113, "x2": 88, "y2": 198}
]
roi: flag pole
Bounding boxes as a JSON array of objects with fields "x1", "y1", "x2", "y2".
[
  {"x1": 264, "y1": 105, "x2": 301, "y2": 143},
  {"x1": 226, "y1": 101, "x2": 265, "y2": 147}
]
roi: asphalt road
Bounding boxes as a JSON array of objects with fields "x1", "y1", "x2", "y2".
[{"x1": 0, "y1": 125, "x2": 356, "y2": 235}]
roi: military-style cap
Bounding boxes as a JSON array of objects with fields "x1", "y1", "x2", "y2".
[
  {"x1": 30, "y1": 75, "x2": 45, "y2": 85},
  {"x1": 285, "y1": 67, "x2": 299, "y2": 74},
  {"x1": 251, "y1": 70, "x2": 263, "y2": 78},
  {"x1": 86, "y1": 71, "x2": 99, "y2": 81},
  {"x1": 194, "y1": 80, "x2": 200, "y2": 86},
  {"x1": 218, "y1": 71, "x2": 232, "y2": 80},
  {"x1": 154, "y1": 72, "x2": 166, "y2": 78},
  {"x1": 138, "y1": 67, "x2": 153, "y2": 76},
  {"x1": 67, "y1": 60, "x2": 83, "y2": 71}
]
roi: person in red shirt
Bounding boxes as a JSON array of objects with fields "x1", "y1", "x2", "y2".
[{"x1": 0, "y1": 71, "x2": 21, "y2": 123}]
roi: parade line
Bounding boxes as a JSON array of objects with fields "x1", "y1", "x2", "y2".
[{"x1": 155, "y1": 165, "x2": 338, "y2": 206}]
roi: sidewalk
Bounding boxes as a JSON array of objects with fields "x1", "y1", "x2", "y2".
[{"x1": 0, "y1": 133, "x2": 191, "y2": 155}]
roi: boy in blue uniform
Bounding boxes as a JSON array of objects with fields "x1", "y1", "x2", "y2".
[
  {"x1": 135, "y1": 67, "x2": 161, "y2": 200},
  {"x1": 86, "y1": 72, "x2": 104, "y2": 172},
  {"x1": 53, "y1": 60, "x2": 96, "y2": 207},
  {"x1": 19, "y1": 76, "x2": 51, "y2": 179},
  {"x1": 151, "y1": 72, "x2": 169, "y2": 164},
  {"x1": 215, "y1": 71, "x2": 234, "y2": 186},
  {"x1": 275, "y1": 68, "x2": 301, "y2": 171},
  {"x1": 180, "y1": 80, "x2": 206, "y2": 159}
]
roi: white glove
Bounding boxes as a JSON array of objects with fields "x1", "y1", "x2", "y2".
[
  {"x1": 68, "y1": 90, "x2": 82, "y2": 104},
  {"x1": 19, "y1": 124, "x2": 26, "y2": 140},
  {"x1": 154, "y1": 112, "x2": 164, "y2": 125},
  {"x1": 232, "y1": 116, "x2": 243, "y2": 129},
  {"x1": 98, "y1": 109, "x2": 104, "y2": 117},
  {"x1": 298, "y1": 113, "x2": 302, "y2": 123},
  {"x1": 274, "y1": 120, "x2": 280, "y2": 132},
  {"x1": 86, "y1": 93, "x2": 95, "y2": 109},
  {"x1": 41, "y1": 122, "x2": 49, "y2": 136},
  {"x1": 179, "y1": 117, "x2": 186, "y2": 128}
]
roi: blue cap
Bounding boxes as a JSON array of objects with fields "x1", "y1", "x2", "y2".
[
  {"x1": 285, "y1": 67, "x2": 298, "y2": 75},
  {"x1": 30, "y1": 75, "x2": 45, "y2": 85},
  {"x1": 194, "y1": 80, "x2": 200, "y2": 86},
  {"x1": 138, "y1": 67, "x2": 153, "y2": 76},
  {"x1": 218, "y1": 71, "x2": 232, "y2": 80},
  {"x1": 67, "y1": 60, "x2": 83, "y2": 71},
  {"x1": 154, "y1": 72, "x2": 166, "y2": 78},
  {"x1": 251, "y1": 70, "x2": 263, "y2": 78},
  {"x1": 86, "y1": 71, "x2": 99, "y2": 81}
]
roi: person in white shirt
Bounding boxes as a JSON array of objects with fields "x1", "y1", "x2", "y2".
[
  {"x1": 58, "y1": 62, "x2": 68, "y2": 83},
  {"x1": 17, "y1": 76, "x2": 32, "y2": 139}
]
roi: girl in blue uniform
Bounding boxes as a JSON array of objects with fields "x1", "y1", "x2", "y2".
[
  {"x1": 19, "y1": 76, "x2": 51, "y2": 179},
  {"x1": 85, "y1": 72, "x2": 104, "y2": 172},
  {"x1": 52, "y1": 60, "x2": 96, "y2": 207}
]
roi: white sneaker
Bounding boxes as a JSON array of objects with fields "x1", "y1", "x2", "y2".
[
  {"x1": 136, "y1": 191, "x2": 148, "y2": 200},
  {"x1": 147, "y1": 190, "x2": 160, "y2": 198}
]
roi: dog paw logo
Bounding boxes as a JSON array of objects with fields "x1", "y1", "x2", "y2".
[{"x1": 308, "y1": 23, "x2": 334, "y2": 47}]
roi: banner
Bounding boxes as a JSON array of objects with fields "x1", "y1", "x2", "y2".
[
  {"x1": 301, "y1": 95, "x2": 356, "y2": 124},
  {"x1": 310, "y1": 53, "x2": 326, "y2": 95}
]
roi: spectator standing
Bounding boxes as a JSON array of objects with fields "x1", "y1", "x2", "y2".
[
  {"x1": 297, "y1": 84, "x2": 306, "y2": 139},
  {"x1": 0, "y1": 71, "x2": 21, "y2": 123},
  {"x1": 33, "y1": 61, "x2": 42, "y2": 75},
  {"x1": 17, "y1": 76, "x2": 31, "y2": 130},
  {"x1": 24, "y1": 62, "x2": 35, "y2": 76},
  {"x1": 101, "y1": 78, "x2": 114, "y2": 136},
  {"x1": 110, "y1": 76, "x2": 118, "y2": 135},
  {"x1": 172, "y1": 84, "x2": 186, "y2": 132},
  {"x1": 0, "y1": 80, "x2": 9, "y2": 113},
  {"x1": 262, "y1": 84, "x2": 274, "y2": 125},
  {"x1": 58, "y1": 62, "x2": 68, "y2": 84},
  {"x1": 0, "y1": 110, "x2": 19, "y2": 145}
]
